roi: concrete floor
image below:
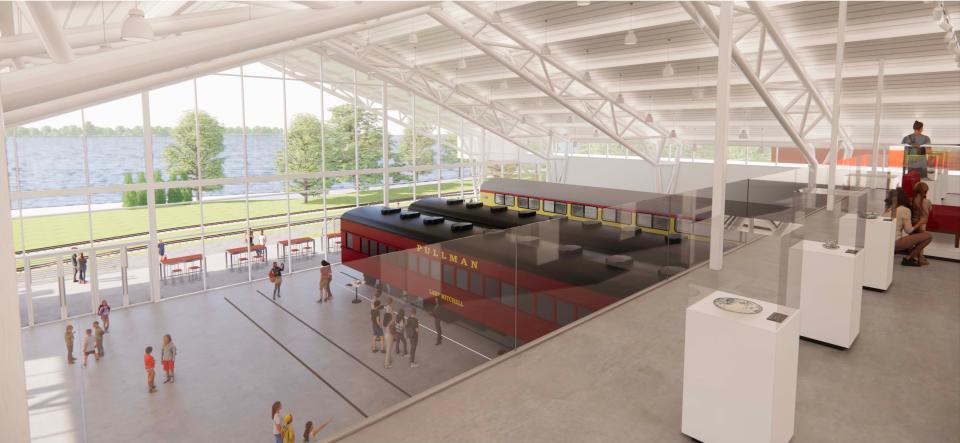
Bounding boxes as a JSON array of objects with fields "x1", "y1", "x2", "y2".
[
  {"x1": 328, "y1": 207, "x2": 960, "y2": 443},
  {"x1": 21, "y1": 266, "x2": 498, "y2": 443}
]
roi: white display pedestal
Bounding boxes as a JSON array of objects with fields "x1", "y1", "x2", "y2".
[
  {"x1": 787, "y1": 239, "x2": 865, "y2": 348},
  {"x1": 682, "y1": 292, "x2": 800, "y2": 443},
  {"x1": 838, "y1": 213, "x2": 895, "y2": 291}
]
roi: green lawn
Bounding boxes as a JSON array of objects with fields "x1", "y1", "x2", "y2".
[{"x1": 14, "y1": 181, "x2": 475, "y2": 252}]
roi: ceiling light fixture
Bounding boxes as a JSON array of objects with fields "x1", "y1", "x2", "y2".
[
  {"x1": 738, "y1": 128, "x2": 749, "y2": 140},
  {"x1": 409, "y1": 32, "x2": 419, "y2": 44},
  {"x1": 662, "y1": 63, "x2": 675, "y2": 77},
  {"x1": 500, "y1": 79, "x2": 509, "y2": 90},
  {"x1": 578, "y1": 1, "x2": 591, "y2": 6},
  {"x1": 624, "y1": 30, "x2": 638, "y2": 46},
  {"x1": 932, "y1": 6, "x2": 944, "y2": 20},
  {"x1": 458, "y1": 57, "x2": 467, "y2": 70},
  {"x1": 120, "y1": 5, "x2": 154, "y2": 42},
  {"x1": 644, "y1": 113, "x2": 654, "y2": 123},
  {"x1": 669, "y1": 129, "x2": 677, "y2": 139},
  {"x1": 491, "y1": 11, "x2": 503, "y2": 25}
]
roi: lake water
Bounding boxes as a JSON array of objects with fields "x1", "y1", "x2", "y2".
[{"x1": 8, "y1": 135, "x2": 459, "y2": 209}]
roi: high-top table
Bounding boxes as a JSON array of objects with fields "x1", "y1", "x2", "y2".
[
  {"x1": 224, "y1": 244, "x2": 267, "y2": 269},
  {"x1": 276, "y1": 237, "x2": 316, "y2": 259},
  {"x1": 160, "y1": 254, "x2": 203, "y2": 279}
]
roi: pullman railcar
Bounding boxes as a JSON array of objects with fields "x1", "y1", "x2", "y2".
[{"x1": 340, "y1": 204, "x2": 674, "y2": 344}]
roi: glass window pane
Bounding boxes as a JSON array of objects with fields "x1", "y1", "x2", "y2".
[
  {"x1": 602, "y1": 207, "x2": 617, "y2": 222},
  {"x1": 571, "y1": 204, "x2": 584, "y2": 218},
  {"x1": 84, "y1": 95, "x2": 146, "y2": 188},
  {"x1": 456, "y1": 268, "x2": 469, "y2": 290},
  {"x1": 485, "y1": 276, "x2": 499, "y2": 300},
  {"x1": 536, "y1": 293, "x2": 554, "y2": 321},
  {"x1": 504, "y1": 195, "x2": 515, "y2": 206},
  {"x1": 501, "y1": 282, "x2": 516, "y2": 307},
  {"x1": 544, "y1": 200, "x2": 555, "y2": 213},
  {"x1": 617, "y1": 210, "x2": 632, "y2": 225},
  {"x1": 555, "y1": 202, "x2": 567, "y2": 215},
  {"x1": 518, "y1": 288, "x2": 534, "y2": 314},
  {"x1": 636, "y1": 213, "x2": 653, "y2": 227},
  {"x1": 470, "y1": 271, "x2": 483, "y2": 296},
  {"x1": 442, "y1": 263, "x2": 455, "y2": 284},
  {"x1": 430, "y1": 259, "x2": 441, "y2": 281},
  {"x1": 584, "y1": 206, "x2": 598, "y2": 219},
  {"x1": 418, "y1": 256, "x2": 429, "y2": 276}
]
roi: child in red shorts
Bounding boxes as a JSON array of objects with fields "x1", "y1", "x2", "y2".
[
  {"x1": 161, "y1": 334, "x2": 177, "y2": 383},
  {"x1": 144, "y1": 346, "x2": 157, "y2": 393}
]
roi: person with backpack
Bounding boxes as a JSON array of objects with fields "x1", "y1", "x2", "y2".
[
  {"x1": 281, "y1": 413, "x2": 296, "y2": 443},
  {"x1": 302, "y1": 418, "x2": 333, "y2": 443},
  {"x1": 270, "y1": 262, "x2": 285, "y2": 300},
  {"x1": 393, "y1": 308, "x2": 407, "y2": 357},
  {"x1": 406, "y1": 308, "x2": 420, "y2": 368},
  {"x1": 97, "y1": 300, "x2": 111, "y2": 333}
]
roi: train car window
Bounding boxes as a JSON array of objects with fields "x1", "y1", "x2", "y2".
[
  {"x1": 635, "y1": 213, "x2": 653, "y2": 228},
  {"x1": 528, "y1": 199, "x2": 540, "y2": 210},
  {"x1": 485, "y1": 277, "x2": 499, "y2": 300},
  {"x1": 536, "y1": 294, "x2": 554, "y2": 321},
  {"x1": 379, "y1": 243, "x2": 387, "y2": 255},
  {"x1": 470, "y1": 271, "x2": 484, "y2": 296},
  {"x1": 504, "y1": 195, "x2": 515, "y2": 206},
  {"x1": 346, "y1": 232, "x2": 355, "y2": 250},
  {"x1": 652, "y1": 216, "x2": 670, "y2": 231},
  {"x1": 456, "y1": 268, "x2": 469, "y2": 291},
  {"x1": 518, "y1": 288, "x2": 534, "y2": 315},
  {"x1": 617, "y1": 210, "x2": 632, "y2": 225},
  {"x1": 601, "y1": 208, "x2": 617, "y2": 222},
  {"x1": 584, "y1": 206, "x2": 598, "y2": 219},
  {"x1": 556, "y1": 300, "x2": 575, "y2": 325},
  {"x1": 554, "y1": 202, "x2": 567, "y2": 215},
  {"x1": 543, "y1": 200, "x2": 555, "y2": 213},
  {"x1": 518, "y1": 197, "x2": 529, "y2": 209},
  {"x1": 577, "y1": 306, "x2": 593, "y2": 319},
  {"x1": 676, "y1": 219, "x2": 691, "y2": 234},
  {"x1": 369, "y1": 240, "x2": 378, "y2": 256},
  {"x1": 408, "y1": 253, "x2": 418, "y2": 272},
  {"x1": 442, "y1": 263, "x2": 455, "y2": 285},
  {"x1": 571, "y1": 204, "x2": 584, "y2": 218},
  {"x1": 361, "y1": 238, "x2": 369, "y2": 255},
  {"x1": 430, "y1": 260, "x2": 442, "y2": 281},
  {"x1": 501, "y1": 283, "x2": 516, "y2": 307},
  {"x1": 418, "y1": 256, "x2": 430, "y2": 276},
  {"x1": 495, "y1": 193, "x2": 505, "y2": 205}
]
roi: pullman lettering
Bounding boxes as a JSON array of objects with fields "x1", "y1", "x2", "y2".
[{"x1": 415, "y1": 244, "x2": 479, "y2": 270}]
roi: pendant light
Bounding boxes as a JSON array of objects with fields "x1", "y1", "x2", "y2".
[
  {"x1": 644, "y1": 113, "x2": 654, "y2": 123},
  {"x1": 491, "y1": 11, "x2": 503, "y2": 25},
  {"x1": 738, "y1": 128, "x2": 749, "y2": 140},
  {"x1": 121, "y1": 3, "x2": 154, "y2": 42},
  {"x1": 458, "y1": 57, "x2": 467, "y2": 70},
  {"x1": 932, "y1": 5, "x2": 943, "y2": 20},
  {"x1": 662, "y1": 63, "x2": 675, "y2": 77},
  {"x1": 408, "y1": 32, "x2": 419, "y2": 45},
  {"x1": 500, "y1": 79, "x2": 509, "y2": 90},
  {"x1": 624, "y1": 30, "x2": 638, "y2": 45}
]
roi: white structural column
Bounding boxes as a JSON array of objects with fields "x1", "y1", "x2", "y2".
[
  {"x1": 0, "y1": 94, "x2": 31, "y2": 442},
  {"x1": 710, "y1": 2, "x2": 733, "y2": 271},
  {"x1": 870, "y1": 59, "x2": 885, "y2": 176},
  {"x1": 826, "y1": 1, "x2": 847, "y2": 211},
  {"x1": 382, "y1": 83, "x2": 390, "y2": 205},
  {"x1": 143, "y1": 91, "x2": 161, "y2": 302}
]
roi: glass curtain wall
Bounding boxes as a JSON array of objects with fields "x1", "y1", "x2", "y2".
[{"x1": 7, "y1": 54, "x2": 544, "y2": 327}]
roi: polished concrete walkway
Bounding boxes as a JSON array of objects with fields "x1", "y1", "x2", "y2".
[
  {"x1": 329, "y1": 209, "x2": 960, "y2": 443},
  {"x1": 21, "y1": 266, "x2": 497, "y2": 443}
]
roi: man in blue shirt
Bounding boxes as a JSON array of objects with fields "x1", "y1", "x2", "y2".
[{"x1": 902, "y1": 120, "x2": 931, "y2": 178}]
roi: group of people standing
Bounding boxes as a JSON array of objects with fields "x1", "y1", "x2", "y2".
[
  {"x1": 271, "y1": 401, "x2": 332, "y2": 443},
  {"x1": 887, "y1": 182, "x2": 934, "y2": 267},
  {"x1": 369, "y1": 291, "x2": 433, "y2": 369},
  {"x1": 70, "y1": 248, "x2": 89, "y2": 284},
  {"x1": 144, "y1": 334, "x2": 178, "y2": 393},
  {"x1": 65, "y1": 300, "x2": 112, "y2": 367}
]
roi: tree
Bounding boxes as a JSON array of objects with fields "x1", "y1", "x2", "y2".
[
  {"x1": 280, "y1": 114, "x2": 323, "y2": 203},
  {"x1": 311, "y1": 105, "x2": 383, "y2": 189},
  {"x1": 163, "y1": 111, "x2": 226, "y2": 198},
  {"x1": 135, "y1": 172, "x2": 148, "y2": 206},
  {"x1": 121, "y1": 172, "x2": 137, "y2": 207},
  {"x1": 154, "y1": 170, "x2": 167, "y2": 205},
  {"x1": 392, "y1": 126, "x2": 437, "y2": 183}
]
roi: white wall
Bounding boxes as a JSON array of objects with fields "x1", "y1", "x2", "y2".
[{"x1": 558, "y1": 155, "x2": 800, "y2": 193}]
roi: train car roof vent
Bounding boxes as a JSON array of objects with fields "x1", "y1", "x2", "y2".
[
  {"x1": 451, "y1": 222, "x2": 474, "y2": 232},
  {"x1": 423, "y1": 216, "x2": 445, "y2": 225},
  {"x1": 380, "y1": 207, "x2": 402, "y2": 215},
  {"x1": 517, "y1": 210, "x2": 537, "y2": 218},
  {"x1": 516, "y1": 235, "x2": 540, "y2": 248},
  {"x1": 605, "y1": 255, "x2": 634, "y2": 270},
  {"x1": 400, "y1": 211, "x2": 421, "y2": 219},
  {"x1": 558, "y1": 244, "x2": 582, "y2": 257},
  {"x1": 466, "y1": 202, "x2": 484, "y2": 209},
  {"x1": 445, "y1": 198, "x2": 465, "y2": 205},
  {"x1": 489, "y1": 205, "x2": 508, "y2": 213},
  {"x1": 582, "y1": 220, "x2": 602, "y2": 228}
]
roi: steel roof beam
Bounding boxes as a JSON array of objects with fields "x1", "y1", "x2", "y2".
[
  {"x1": 429, "y1": 6, "x2": 659, "y2": 164},
  {"x1": 317, "y1": 43, "x2": 550, "y2": 160},
  {"x1": 681, "y1": 1, "x2": 817, "y2": 167},
  {"x1": 747, "y1": 1, "x2": 854, "y2": 157},
  {"x1": 16, "y1": 1, "x2": 74, "y2": 63}
]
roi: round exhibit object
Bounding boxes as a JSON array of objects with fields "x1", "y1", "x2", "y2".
[
  {"x1": 822, "y1": 240, "x2": 840, "y2": 249},
  {"x1": 713, "y1": 297, "x2": 763, "y2": 314}
]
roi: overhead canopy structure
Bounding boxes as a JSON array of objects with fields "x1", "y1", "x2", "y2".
[{"x1": 1, "y1": 1, "x2": 958, "y2": 162}]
